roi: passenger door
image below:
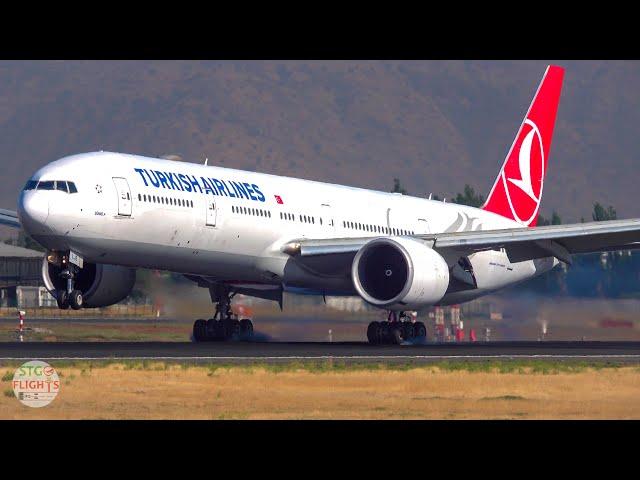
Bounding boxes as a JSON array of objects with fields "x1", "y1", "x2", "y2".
[
  {"x1": 206, "y1": 199, "x2": 217, "y2": 227},
  {"x1": 112, "y1": 177, "x2": 132, "y2": 216}
]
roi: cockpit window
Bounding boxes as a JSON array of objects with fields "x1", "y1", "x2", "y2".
[
  {"x1": 28, "y1": 180, "x2": 78, "y2": 193},
  {"x1": 37, "y1": 181, "x2": 55, "y2": 190},
  {"x1": 23, "y1": 180, "x2": 38, "y2": 191}
]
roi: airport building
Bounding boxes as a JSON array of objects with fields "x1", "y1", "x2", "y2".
[{"x1": 0, "y1": 243, "x2": 48, "y2": 308}]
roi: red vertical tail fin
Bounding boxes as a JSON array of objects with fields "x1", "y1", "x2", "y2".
[{"x1": 482, "y1": 65, "x2": 564, "y2": 227}]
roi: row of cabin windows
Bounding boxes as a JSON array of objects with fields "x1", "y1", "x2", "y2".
[
  {"x1": 24, "y1": 180, "x2": 78, "y2": 193},
  {"x1": 232, "y1": 205, "x2": 271, "y2": 218},
  {"x1": 342, "y1": 220, "x2": 414, "y2": 236},
  {"x1": 139, "y1": 193, "x2": 193, "y2": 208},
  {"x1": 279, "y1": 212, "x2": 322, "y2": 225}
]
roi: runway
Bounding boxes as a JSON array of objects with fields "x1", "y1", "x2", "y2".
[{"x1": 1, "y1": 341, "x2": 640, "y2": 362}]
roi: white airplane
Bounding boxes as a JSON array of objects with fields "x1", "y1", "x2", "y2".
[{"x1": 2, "y1": 65, "x2": 640, "y2": 344}]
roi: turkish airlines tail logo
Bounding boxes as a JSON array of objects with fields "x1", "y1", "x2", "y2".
[{"x1": 482, "y1": 65, "x2": 564, "y2": 227}]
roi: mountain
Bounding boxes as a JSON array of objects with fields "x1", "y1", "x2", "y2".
[{"x1": 1, "y1": 60, "x2": 638, "y2": 223}]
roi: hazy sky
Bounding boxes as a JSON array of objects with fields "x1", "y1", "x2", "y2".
[{"x1": 1, "y1": 60, "x2": 639, "y2": 241}]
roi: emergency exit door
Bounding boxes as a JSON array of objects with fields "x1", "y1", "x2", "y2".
[
  {"x1": 416, "y1": 218, "x2": 430, "y2": 234},
  {"x1": 206, "y1": 199, "x2": 217, "y2": 226},
  {"x1": 112, "y1": 177, "x2": 132, "y2": 216}
]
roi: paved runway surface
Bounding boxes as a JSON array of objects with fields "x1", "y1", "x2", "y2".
[{"x1": 1, "y1": 341, "x2": 640, "y2": 362}]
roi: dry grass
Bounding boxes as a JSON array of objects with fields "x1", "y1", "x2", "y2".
[{"x1": 1, "y1": 362, "x2": 640, "y2": 419}]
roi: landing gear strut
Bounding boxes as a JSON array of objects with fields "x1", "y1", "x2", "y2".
[
  {"x1": 56, "y1": 254, "x2": 83, "y2": 310},
  {"x1": 192, "y1": 285, "x2": 254, "y2": 342},
  {"x1": 367, "y1": 311, "x2": 426, "y2": 345}
]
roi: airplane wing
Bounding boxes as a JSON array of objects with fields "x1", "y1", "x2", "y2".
[
  {"x1": 282, "y1": 218, "x2": 640, "y2": 267},
  {"x1": 0, "y1": 209, "x2": 20, "y2": 228}
]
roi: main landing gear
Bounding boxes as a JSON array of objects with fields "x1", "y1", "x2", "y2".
[
  {"x1": 56, "y1": 255, "x2": 83, "y2": 310},
  {"x1": 366, "y1": 311, "x2": 427, "y2": 345},
  {"x1": 192, "y1": 285, "x2": 254, "y2": 342}
]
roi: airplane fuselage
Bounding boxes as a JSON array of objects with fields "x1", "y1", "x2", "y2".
[{"x1": 17, "y1": 151, "x2": 555, "y2": 306}]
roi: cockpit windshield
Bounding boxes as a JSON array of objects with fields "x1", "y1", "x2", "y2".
[{"x1": 23, "y1": 180, "x2": 78, "y2": 193}]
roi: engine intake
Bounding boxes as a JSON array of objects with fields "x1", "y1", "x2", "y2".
[
  {"x1": 42, "y1": 258, "x2": 136, "y2": 308},
  {"x1": 352, "y1": 237, "x2": 449, "y2": 310}
]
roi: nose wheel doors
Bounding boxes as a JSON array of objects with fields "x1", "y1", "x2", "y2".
[{"x1": 112, "y1": 177, "x2": 132, "y2": 216}]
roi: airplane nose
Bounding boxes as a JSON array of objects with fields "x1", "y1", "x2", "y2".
[{"x1": 17, "y1": 191, "x2": 50, "y2": 234}]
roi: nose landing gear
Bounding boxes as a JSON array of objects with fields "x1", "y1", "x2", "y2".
[
  {"x1": 366, "y1": 311, "x2": 426, "y2": 345},
  {"x1": 56, "y1": 254, "x2": 83, "y2": 310},
  {"x1": 192, "y1": 285, "x2": 254, "y2": 342}
]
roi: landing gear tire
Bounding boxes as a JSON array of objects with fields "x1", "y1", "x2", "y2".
[
  {"x1": 367, "y1": 315, "x2": 427, "y2": 345},
  {"x1": 69, "y1": 290, "x2": 83, "y2": 310},
  {"x1": 402, "y1": 323, "x2": 415, "y2": 341},
  {"x1": 56, "y1": 290, "x2": 69, "y2": 310},
  {"x1": 195, "y1": 285, "x2": 257, "y2": 342},
  {"x1": 193, "y1": 319, "x2": 208, "y2": 342},
  {"x1": 367, "y1": 321, "x2": 380, "y2": 344},
  {"x1": 219, "y1": 319, "x2": 236, "y2": 340},
  {"x1": 379, "y1": 322, "x2": 390, "y2": 344},
  {"x1": 413, "y1": 322, "x2": 427, "y2": 341},
  {"x1": 205, "y1": 319, "x2": 218, "y2": 340},
  {"x1": 390, "y1": 326, "x2": 403, "y2": 345},
  {"x1": 239, "y1": 319, "x2": 254, "y2": 340}
]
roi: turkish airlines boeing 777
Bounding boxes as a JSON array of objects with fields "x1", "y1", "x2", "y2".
[{"x1": 2, "y1": 65, "x2": 640, "y2": 344}]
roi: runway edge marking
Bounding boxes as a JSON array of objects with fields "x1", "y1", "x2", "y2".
[{"x1": 2, "y1": 354, "x2": 640, "y2": 361}]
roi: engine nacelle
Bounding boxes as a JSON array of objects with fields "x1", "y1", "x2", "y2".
[
  {"x1": 352, "y1": 237, "x2": 449, "y2": 310},
  {"x1": 42, "y1": 258, "x2": 136, "y2": 308}
]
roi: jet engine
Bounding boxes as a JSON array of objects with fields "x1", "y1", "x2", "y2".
[
  {"x1": 42, "y1": 257, "x2": 136, "y2": 308},
  {"x1": 351, "y1": 237, "x2": 449, "y2": 310}
]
